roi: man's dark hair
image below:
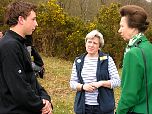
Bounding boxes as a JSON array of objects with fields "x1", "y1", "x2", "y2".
[{"x1": 4, "y1": 1, "x2": 37, "y2": 27}]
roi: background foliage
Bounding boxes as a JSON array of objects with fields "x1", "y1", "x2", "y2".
[
  {"x1": 0, "y1": 0, "x2": 152, "y2": 68},
  {"x1": 95, "y1": 3, "x2": 124, "y2": 67}
]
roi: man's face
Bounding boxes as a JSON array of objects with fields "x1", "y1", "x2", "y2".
[
  {"x1": 0, "y1": 32, "x2": 3, "y2": 39},
  {"x1": 23, "y1": 10, "x2": 38, "y2": 35}
]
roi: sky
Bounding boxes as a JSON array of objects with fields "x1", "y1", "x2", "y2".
[{"x1": 146, "y1": 0, "x2": 152, "y2": 2}]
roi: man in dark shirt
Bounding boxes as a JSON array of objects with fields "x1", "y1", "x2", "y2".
[
  {"x1": 0, "y1": 1, "x2": 52, "y2": 114},
  {"x1": 25, "y1": 35, "x2": 45, "y2": 79}
]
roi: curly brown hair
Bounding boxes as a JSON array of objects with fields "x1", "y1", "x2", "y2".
[{"x1": 4, "y1": 1, "x2": 37, "y2": 27}]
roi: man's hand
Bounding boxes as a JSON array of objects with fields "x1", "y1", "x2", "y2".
[{"x1": 41, "y1": 99, "x2": 53, "y2": 114}]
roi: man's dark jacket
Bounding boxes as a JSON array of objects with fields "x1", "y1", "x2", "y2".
[
  {"x1": 0, "y1": 30, "x2": 51, "y2": 114},
  {"x1": 25, "y1": 35, "x2": 44, "y2": 67},
  {"x1": 74, "y1": 51, "x2": 115, "y2": 114}
]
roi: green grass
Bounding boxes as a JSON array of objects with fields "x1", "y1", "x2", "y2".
[{"x1": 38, "y1": 56, "x2": 121, "y2": 114}]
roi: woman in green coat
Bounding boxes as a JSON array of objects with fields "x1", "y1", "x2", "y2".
[{"x1": 116, "y1": 5, "x2": 152, "y2": 114}]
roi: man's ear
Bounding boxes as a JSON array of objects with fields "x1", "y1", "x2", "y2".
[{"x1": 18, "y1": 16, "x2": 25, "y2": 25}]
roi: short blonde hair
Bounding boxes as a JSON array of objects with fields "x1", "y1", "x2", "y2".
[{"x1": 85, "y1": 30, "x2": 104, "y2": 47}]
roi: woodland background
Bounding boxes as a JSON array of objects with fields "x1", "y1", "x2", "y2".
[{"x1": 0, "y1": 0, "x2": 152, "y2": 68}]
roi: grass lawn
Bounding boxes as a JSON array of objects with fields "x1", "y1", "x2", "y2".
[{"x1": 38, "y1": 56, "x2": 121, "y2": 114}]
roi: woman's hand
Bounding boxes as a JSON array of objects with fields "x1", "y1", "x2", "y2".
[
  {"x1": 83, "y1": 83, "x2": 97, "y2": 92},
  {"x1": 91, "y1": 81, "x2": 103, "y2": 89}
]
